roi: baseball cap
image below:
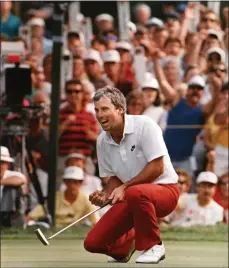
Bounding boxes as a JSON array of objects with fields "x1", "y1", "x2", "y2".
[
  {"x1": 28, "y1": 18, "x2": 45, "y2": 27},
  {"x1": 207, "y1": 47, "x2": 226, "y2": 63},
  {"x1": 141, "y1": 73, "x2": 160, "y2": 90},
  {"x1": 188, "y1": 75, "x2": 205, "y2": 88},
  {"x1": 62, "y1": 166, "x2": 84, "y2": 181},
  {"x1": 102, "y1": 50, "x2": 121, "y2": 63},
  {"x1": 95, "y1": 13, "x2": 114, "y2": 22},
  {"x1": 0, "y1": 146, "x2": 14, "y2": 163},
  {"x1": 83, "y1": 49, "x2": 103, "y2": 66},
  {"x1": 196, "y1": 171, "x2": 218, "y2": 185},
  {"x1": 146, "y1": 17, "x2": 164, "y2": 28},
  {"x1": 116, "y1": 41, "x2": 132, "y2": 51},
  {"x1": 127, "y1": 21, "x2": 137, "y2": 33},
  {"x1": 207, "y1": 29, "x2": 223, "y2": 41}
]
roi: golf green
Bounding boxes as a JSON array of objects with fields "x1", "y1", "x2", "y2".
[{"x1": 2, "y1": 239, "x2": 228, "y2": 268}]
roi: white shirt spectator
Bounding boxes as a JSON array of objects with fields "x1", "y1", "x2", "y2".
[
  {"x1": 1, "y1": 170, "x2": 26, "y2": 201},
  {"x1": 170, "y1": 193, "x2": 224, "y2": 227},
  {"x1": 143, "y1": 106, "x2": 165, "y2": 124},
  {"x1": 97, "y1": 114, "x2": 178, "y2": 184}
]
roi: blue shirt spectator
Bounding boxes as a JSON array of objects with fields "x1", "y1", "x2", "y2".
[{"x1": 1, "y1": 1, "x2": 22, "y2": 39}]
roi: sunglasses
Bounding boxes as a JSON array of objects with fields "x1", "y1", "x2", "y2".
[
  {"x1": 103, "y1": 36, "x2": 118, "y2": 42},
  {"x1": 189, "y1": 85, "x2": 204, "y2": 91},
  {"x1": 66, "y1": 89, "x2": 83, "y2": 95},
  {"x1": 178, "y1": 180, "x2": 187, "y2": 185}
]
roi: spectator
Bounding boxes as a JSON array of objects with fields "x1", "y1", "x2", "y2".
[
  {"x1": 164, "y1": 10, "x2": 181, "y2": 39},
  {"x1": 214, "y1": 172, "x2": 228, "y2": 223},
  {"x1": 126, "y1": 90, "x2": 145, "y2": 115},
  {"x1": 199, "y1": 9, "x2": 221, "y2": 31},
  {"x1": 0, "y1": 146, "x2": 26, "y2": 228},
  {"x1": 28, "y1": 166, "x2": 98, "y2": 227},
  {"x1": 58, "y1": 79, "x2": 98, "y2": 188},
  {"x1": 25, "y1": 53, "x2": 40, "y2": 71},
  {"x1": 95, "y1": 14, "x2": 114, "y2": 34},
  {"x1": 72, "y1": 56, "x2": 87, "y2": 81},
  {"x1": 67, "y1": 31, "x2": 84, "y2": 57},
  {"x1": 83, "y1": 49, "x2": 109, "y2": 90},
  {"x1": 42, "y1": 53, "x2": 52, "y2": 83},
  {"x1": 141, "y1": 73, "x2": 164, "y2": 124},
  {"x1": 91, "y1": 36, "x2": 106, "y2": 53},
  {"x1": 164, "y1": 38, "x2": 183, "y2": 57},
  {"x1": 153, "y1": 48, "x2": 221, "y2": 175},
  {"x1": 31, "y1": 67, "x2": 51, "y2": 96},
  {"x1": 146, "y1": 17, "x2": 164, "y2": 37},
  {"x1": 0, "y1": 1, "x2": 22, "y2": 39},
  {"x1": 170, "y1": 171, "x2": 224, "y2": 226},
  {"x1": 154, "y1": 26, "x2": 169, "y2": 50},
  {"x1": 27, "y1": 17, "x2": 53, "y2": 55},
  {"x1": 134, "y1": 3, "x2": 151, "y2": 27},
  {"x1": 82, "y1": 79, "x2": 96, "y2": 115}
]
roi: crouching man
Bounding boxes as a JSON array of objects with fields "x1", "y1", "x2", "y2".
[
  {"x1": 0, "y1": 146, "x2": 26, "y2": 228},
  {"x1": 84, "y1": 86, "x2": 180, "y2": 264}
]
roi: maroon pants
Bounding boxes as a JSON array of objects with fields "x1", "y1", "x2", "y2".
[{"x1": 84, "y1": 183, "x2": 179, "y2": 259}]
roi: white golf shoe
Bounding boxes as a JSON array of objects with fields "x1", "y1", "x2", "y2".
[{"x1": 135, "y1": 242, "x2": 165, "y2": 264}]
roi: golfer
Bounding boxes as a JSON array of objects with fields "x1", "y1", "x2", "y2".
[{"x1": 84, "y1": 86, "x2": 179, "y2": 264}]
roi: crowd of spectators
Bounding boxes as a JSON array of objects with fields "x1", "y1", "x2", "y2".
[{"x1": 0, "y1": 1, "x2": 228, "y2": 229}]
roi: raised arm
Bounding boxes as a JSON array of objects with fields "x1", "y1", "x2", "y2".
[{"x1": 152, "y1": 50, "x2": 180, "y2": 105}]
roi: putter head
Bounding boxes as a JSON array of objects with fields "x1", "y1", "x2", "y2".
[{"x1": 35, "y1": 228, "x2": 49, "y2": 246}]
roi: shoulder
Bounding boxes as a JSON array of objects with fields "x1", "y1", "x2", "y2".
[
  {"x1": 134, "y1": 115, "x2": 161, "y2": 131},
  {"x1": 210, "y1": 200, "x2": 224, "y2": 212}
]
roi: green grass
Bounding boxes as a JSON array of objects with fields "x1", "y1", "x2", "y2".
[
  {"x1": 1, "y1": 240, "x2": 228, "y2": 268},
  {"x1": 1, "y1": 223, "x2": 228, "y2": 242}
]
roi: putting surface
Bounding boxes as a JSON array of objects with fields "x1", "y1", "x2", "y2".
[{"x1": 2, "y1": 239, "x2": 228, "y2": 268}]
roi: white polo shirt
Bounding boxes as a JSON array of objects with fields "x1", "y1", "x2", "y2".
[{"x1": 97, "y1": 114, "x2": 178, "y2": 184}]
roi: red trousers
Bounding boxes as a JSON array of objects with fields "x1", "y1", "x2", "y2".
[{"x1": 84, "y1": 183, "x2": 179, "y2": 259}]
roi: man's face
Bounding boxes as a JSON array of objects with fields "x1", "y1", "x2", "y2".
[
  {"x1": 65, "y1": 83, "x2": 84, "y2": 105},
  {"x1": 31, "y1": 26, "x2": 44, "y2": 38},
  {"x1": 64, "y1": 179, "x2": 82, "y2": 195},
  {"x1": 164, "y1": 61, "x2": 179, "y2": 81},
  {"x1": 177, "y1": 175, "x2": 190, "y2": 194},
  {"x1": 68, "y1": 38, "x2": 83, "y2": 56},
  {"x1": 94, "y1": 96, "x2": 123, "y2": 132},
  {"x1": 65, "y1": 157, "x2": 85, "y2": 169},
  {"x1": 197, "y1": 182, "x2": 216, "y2": 202},
  {"x1": 0, "y1": 161, "x2": 9, "y2": 177},
  {"x1": 136, "y1": 8, "x2": 150, "y2": 25},
  {"x1": 200, "y1": 13, "x2": 219, "y2": 30},
  {"x1": 0, "y1": 1, "x2": 12, "y2": 15},
  {"x1": 73, "y1": 58, "x2": 84, "y2": 79},
  {"x1": 165, "y1": 19, "x2": 181, "y2": 38},
  {"x1": 84, "y1": 60, "x2": 101, "y2": 78},
  {"x1": 186, "y1": 85, "x2": 204, "y2": 106},
  {"x1": 165, "y1": 41, "x2": 181, "y2": 56},
  {"x1": 154, "y1": 29, "x2": 169, "y2": 48},
  {"x1": 97, "y1": 20, "x2": 113, "y2": 32},
  {"x1": 104, "y1": 62, "x2": 120, "y2": 77}
]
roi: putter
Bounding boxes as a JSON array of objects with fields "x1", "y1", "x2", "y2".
[{"x1": 35, "y1": 199, "x2": 111, "y2": 246}]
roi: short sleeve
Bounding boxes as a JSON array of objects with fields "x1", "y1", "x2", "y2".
[
  {"x1": 97, "y1": 135, "x2": 115, "y2": 178},
  {"x1": 141, "y1": 117, "x2": 168, "y2": 162}
]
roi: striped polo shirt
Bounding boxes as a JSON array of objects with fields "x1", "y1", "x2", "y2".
[{"x1": 59, "y1": 106, "x2": 98, "y2": 156}]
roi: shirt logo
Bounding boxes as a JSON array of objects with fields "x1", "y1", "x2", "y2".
[{"x1": 131, "y1": 145, "x2": 136, "y2": 151}]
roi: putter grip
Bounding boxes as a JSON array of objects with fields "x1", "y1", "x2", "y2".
[{"x1": 101, "y1": 199, "x2": 112, "y2": 208}]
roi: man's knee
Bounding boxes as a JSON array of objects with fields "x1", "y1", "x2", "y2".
[
  {"x1": 84, "y1": 234, "x2": 103, "y2": 253},
  {"x1": 125, "y1": 186, "x2": 143, "y2": 204}
]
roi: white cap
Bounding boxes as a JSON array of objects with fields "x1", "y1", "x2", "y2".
[
  {"x1": 28, "y1": 18, "x2": 45, "y2": 27},
  {"x1": 207, "y1": 47, "x2": 226, "y2": 63},
  {"x1": 188, "y1": 75, "x2": 205, "y2": 88},
  {"x1": 207, "y1": 29, "x2": 223, "y2": 41},
  {"x1": 83, "y1": 49, "x2": 103, "y2": 66},
  {"x1": 141, "y1": 72, "x2": 160, "y2": 90},
  {"x1": 102, "y1": 50, "x2": 121, "y2": 63},
  {"x1": 147, "y1": 17, "x2": 164, "y2": 28},
  {"x1": 116, "y1": 41, "x2": 132, "y2": 51},
  {"x1": 95, "y1": 13, "x2": 114, "y2": 22},
  {"x1": 127, "y1": 21, "x2": 137, "y2": 33},
  {"x1": 196, "y1": 171, "x2": 218, "y2": 185},
  {"x1": 0, "y1": 146, "x2": 14, "y2": 163},
  {"x1": 65, "y1": 153, "x2": 86, "y2": 163},
  {"x1": 63, "y1": 166, "x2": 84, "y2": 181}
]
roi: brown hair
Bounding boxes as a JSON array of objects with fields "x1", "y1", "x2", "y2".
[
  {"x1": 164, "y1": 37, "x2": 182, "y2": 48},
  {"x1": 126, "y1": 90, "x2": 145, "y2": 112}
]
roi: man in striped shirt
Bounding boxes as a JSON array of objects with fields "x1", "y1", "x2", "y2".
[{"x1": 57, "y1": 79, "x2": 98, "y2": 188}]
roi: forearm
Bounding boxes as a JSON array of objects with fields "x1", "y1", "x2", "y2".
[
  {"x1": 180, "y1": 19, "x2": 190, "y2": 45},
  {"x1": 0, "y1": 176, "x2": 25, "y2": 186},
  {"x1": 102, "y1": 176, "x2": 123, "y2": 196},
  {"x1": 123, "y1": 157, "x2": 163, "y2": 189},
  {"x1": 185, "y1": 42, "x2": 202, "y2": 66}
]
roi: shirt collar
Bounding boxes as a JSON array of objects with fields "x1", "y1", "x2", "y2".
[{"x1": 104, "y1": 114, "x2": 134, "y2": 144}]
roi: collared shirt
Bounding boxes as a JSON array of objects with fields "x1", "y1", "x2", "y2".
[{"x1": 97, "y1": 114, "x2": 178, "y2": 184}]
